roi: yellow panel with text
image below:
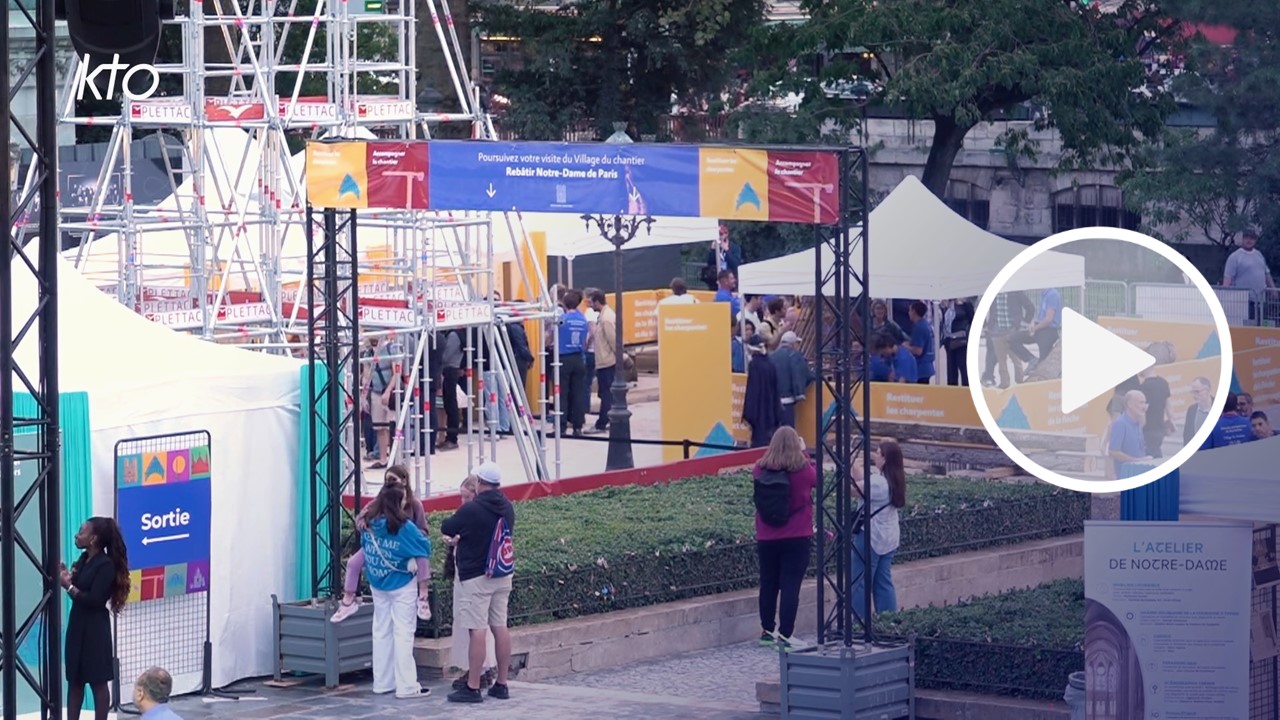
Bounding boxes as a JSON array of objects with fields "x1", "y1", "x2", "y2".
[
  {"x1": 1096, "y1": 316, "x2": 1216, "y2": 365},
  {"x1": 518, "y1": 231, "x2": 549, "y2": 414},
  {"x1": 731, "y1": 373, "x2": 750, "y2": 443},
  {"x1": 699, "y1": 148, "x2": 769, "y2": 221},
  {"x1": 1234, "y1": 346, "x2": 1280, "y2": 415},
  {"x1": 658, "y1": 303, "x2": 733, "y2": 462},
  {"x1": 306, "y1": 142, "x2": 368, "y2": 209},
  {"x1": 620, "y1": 291, "x2": 661, "y2": 345}
]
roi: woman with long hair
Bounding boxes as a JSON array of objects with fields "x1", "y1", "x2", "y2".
[
  {"x1": 59, "y1": 516, "x2": 130, "y2": 720},
  {"x1": 752, "y1": 426, "x2": 817, "y2": 650},
  {"x1": 333, "y1": 465, "x2": 431, "y2": 623},
  {"x1": 445, "y1": 475, "x2": 497, "y2": 692},
  {"x1": 360, "y1": 482, "x2": 433, "y2": 698},
  {"x1": 850, "y1": 439, "x2": 907, "y2": 621}
]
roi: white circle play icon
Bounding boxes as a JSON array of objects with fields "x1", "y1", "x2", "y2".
[{"x1": 966, "y1": 227, "x2": 1235, "y2": 493}]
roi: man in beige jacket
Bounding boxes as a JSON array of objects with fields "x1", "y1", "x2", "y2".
[{"x1": 587, "y1": 289, "x2": 618, "y2": 434}]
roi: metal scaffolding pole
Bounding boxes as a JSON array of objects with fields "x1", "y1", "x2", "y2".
[{"x1": 2, "y1": 0, "x2": 64, "y2": 717}]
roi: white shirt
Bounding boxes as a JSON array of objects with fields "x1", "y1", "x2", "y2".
[
  {"x1": 858, "y1": 471, "x2": 900, "y2": 556},
  {"x1": 658, "y1": 294, "x2": 697, "y2": 305}
]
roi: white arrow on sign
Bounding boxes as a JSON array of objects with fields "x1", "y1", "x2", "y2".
[
  {"x1": 485, "y1": 183, "x2": 496, "y2": 198},
  {"x1": 142, "y1": 533, "x2": 190, "y2": 545}
]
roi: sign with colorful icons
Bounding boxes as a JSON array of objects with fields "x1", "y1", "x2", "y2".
[
  {"x1": 116, "y1": 441, "x2": 212, "y2": 602},
  {"x1": 304, "y1": 140, "x2": 843, "y2": 224}
]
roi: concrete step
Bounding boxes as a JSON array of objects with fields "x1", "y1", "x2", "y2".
[
  {"x1": 415, "y1": 534, "x2": 1082, "y2": 681},
  {"x1": 756, "y1": 685, "x2": 1070, "y2": 719}
]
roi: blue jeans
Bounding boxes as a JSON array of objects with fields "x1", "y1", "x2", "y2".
[
  {"x1": 851, "y1": 534, "x2": 897, "y2": 621},
  {"x1": 482, "y1": 370, "x2": 511, "y2": 433}
]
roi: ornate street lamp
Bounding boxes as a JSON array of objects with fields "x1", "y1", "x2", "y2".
[{"x1": 582, "y1": 123, "x2": 655, "y2": 470}]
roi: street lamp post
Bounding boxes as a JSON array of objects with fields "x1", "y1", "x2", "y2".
[
  {"x1": 582, "y1": 211, "x2": 654, "y2": 470},
  {"x1": 583, "y1": 121, "x2": 654, "y2": 471}
]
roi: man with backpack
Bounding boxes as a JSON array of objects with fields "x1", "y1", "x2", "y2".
[{"x1": 441, "y1": 461, "x2": 516, "y2": 703}]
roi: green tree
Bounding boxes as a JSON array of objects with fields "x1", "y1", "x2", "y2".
[
  {"x1": 758, "y1": 0, "x2": 1176, "y2": 196},
  {"x1": 1120, "y1": 1, "x2": 1280, "y2": 264},
  {"x1": 474, "y1": 0, "x2": 766, "y2": 141}
]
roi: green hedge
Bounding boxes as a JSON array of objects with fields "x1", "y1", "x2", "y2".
[
  {"x1": 876, "y1": 579, "x2": 1085, "y2": 700},
  {"x1": 408, "y1": 474, "x2": 1087, "y2": 637}
]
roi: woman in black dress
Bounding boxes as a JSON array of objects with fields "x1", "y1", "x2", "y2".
[{"x1": 59, "y1": 516, "x2": 131, "y2": 720}]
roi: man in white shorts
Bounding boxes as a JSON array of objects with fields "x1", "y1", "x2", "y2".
[{"x1": 441, "y1": 461, "x2": 516, "y2": 703}]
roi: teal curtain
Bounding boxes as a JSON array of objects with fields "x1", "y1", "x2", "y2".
[
  {"x1": 296, "y1": 364, "x2": 331, "y2": 600},
  {"x1": 11, "y1": 391, "x2": 92, "y2": 714}
]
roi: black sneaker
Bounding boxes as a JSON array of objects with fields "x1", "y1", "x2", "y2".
[
  {"x1": 447, "y1": 686, "x2": 483, "y2": 703},
  {"x1": 487, "y1": 682, "x2": 510, "y2": 700},
  {"x1": 451, "y1": 675, "x2": 468, "y2": 692}
]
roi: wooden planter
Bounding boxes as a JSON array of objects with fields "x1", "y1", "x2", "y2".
[
  {"x1": 271, "y1": 595, "x2": 374, "y2": 688},
  {"x1": 780, "y1": 641, "x2": 914, "y2": 719}
]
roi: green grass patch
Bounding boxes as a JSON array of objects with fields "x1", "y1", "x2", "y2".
[
  {"x1": 338, "y1": 473, "x2": 1087, "y2": 636},
  {"x1": 876, "y1": 579, "x2": 1085, "y2": 700}
]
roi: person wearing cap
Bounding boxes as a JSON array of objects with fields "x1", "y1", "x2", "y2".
[
  {"x1": 770, "y1": 331, "x2": 814, "y2": 429},
  {"x1": 441, "y1": 461, "x2": 517, "y2": 703}
]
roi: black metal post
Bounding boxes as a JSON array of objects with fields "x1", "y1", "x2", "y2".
[
  {"x1": 305, "y1": 202, "x2": 362, "y2": 599},
  {"x1": 3, "y1": 0, "x2": 63, "y2": 717},
  {"x1": 813, "y1": 147, "x2": 871, "y2": 647},
  {"x1": 581, "y1": 213, "x2": 654, "y2": 471}
]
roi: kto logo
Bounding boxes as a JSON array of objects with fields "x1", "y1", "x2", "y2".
[{"x1": 72, "y1": 53, "x2": 160, "y2": 102}]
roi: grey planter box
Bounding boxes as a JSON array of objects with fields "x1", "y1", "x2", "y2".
[
  {"x1": 781, "y1": 641, "x2": 914, "y2": 719},
  {"x1": 272, "y1": 595, "x2": 374, "y2": 688}
]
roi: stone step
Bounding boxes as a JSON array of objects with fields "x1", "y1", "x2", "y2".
[
  {"x1": 756, "y1": 685, "x2": 1070, "y2": 720},
  {"x1": 415, "y1": 534, "x2": 1082, "y2": 681}
]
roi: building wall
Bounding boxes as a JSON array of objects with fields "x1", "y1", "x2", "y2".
[
  {"x1": 862, "y1": 117, "x2": 1206, "y2": 245},
  {"x1": 7, "y1": 18, "x2": 79, "y2": 148}
]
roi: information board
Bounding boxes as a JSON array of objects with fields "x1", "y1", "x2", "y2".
[{"x1": 305, "y1": 140, "x2": 844, "y2": 223}]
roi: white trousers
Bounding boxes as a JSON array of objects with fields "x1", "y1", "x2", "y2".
[{"x1": 371, "y1": 582, "x2": 421, "y2": 696}]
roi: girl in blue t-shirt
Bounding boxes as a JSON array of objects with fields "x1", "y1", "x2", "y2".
[{"x1": 361, "y1": 483, "x2": 433, "y2": 699}]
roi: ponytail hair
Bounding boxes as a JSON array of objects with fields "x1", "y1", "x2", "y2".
[{"x1": 86, "y1": 516, "x2": 131, "y2": 614}]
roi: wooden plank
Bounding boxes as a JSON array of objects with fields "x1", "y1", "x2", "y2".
[
  {"x1": 897, "y1": 441, "x2": 1089, "y2": 474},
  {"x1": 870, "y1": 420, "x2": 1090, "y2": 453}
]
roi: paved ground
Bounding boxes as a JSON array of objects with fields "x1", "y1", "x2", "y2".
[
  {"x1": 542, "y1": 640, "x2": 782, "y2": 707},
  {"x1": 152, "y1": 674, "x2": 769, "y2": 719}
]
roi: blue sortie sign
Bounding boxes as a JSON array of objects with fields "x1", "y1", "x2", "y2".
[{"x1": 117, "y1": 478, "x2": 212, "y2": 569}]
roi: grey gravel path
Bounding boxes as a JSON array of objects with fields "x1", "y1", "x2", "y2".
[
  {"x1": 541, "y1": 640, "x2": 784, "y2": 708},
  {"x1": 148, "y1": 674, "x2": 770, "y2": 720}
]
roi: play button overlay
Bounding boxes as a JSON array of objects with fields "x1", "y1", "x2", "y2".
[
  {"x1": 1059, "y1": 309, "x2": 1156, "y2": 415},
  {"x1": 966, "y1": 227, "x2": 1234, "y2": 494}
]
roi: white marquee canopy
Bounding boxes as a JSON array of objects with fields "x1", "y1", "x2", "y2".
[{"x1": 736, "y1": 175, "x2": 1086, "y2": 299}]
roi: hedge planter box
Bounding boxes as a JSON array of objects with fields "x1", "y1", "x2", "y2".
[
  {"x1": 780, "y1": 641, "x2": 914, "y2": 719},
  {"x1": 272, "y1": 595, "x2": 373, "y2": 688}
]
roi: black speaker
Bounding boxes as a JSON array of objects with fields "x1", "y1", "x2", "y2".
[{"x1": 64, "y1": 0, "x2": 163, "y2": 69}]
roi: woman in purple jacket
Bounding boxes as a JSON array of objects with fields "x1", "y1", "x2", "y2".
[{"x1": 752, "y1": 426, "x2": 817, "y2": 650}]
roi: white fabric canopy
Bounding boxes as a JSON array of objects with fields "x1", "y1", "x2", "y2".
[
  {"x1": 9, "y1": 255, "x2": 302, "y2": 689},
  {"x1": 488, "y1": 211, "x2": 721, "y2": 259},
  {"x1": 736, "y1": 175, "x2": 1086, "y2": 298},
  {"x1": 1179, "y1": 437, "x2": 1280, "y2": 522}
]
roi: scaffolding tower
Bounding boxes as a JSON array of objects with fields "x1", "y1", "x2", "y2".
[{"x1": 48, "y1": 0, "x2": 561, "y2": 501}]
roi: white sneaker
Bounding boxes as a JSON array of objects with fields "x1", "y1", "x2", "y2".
[{"x1": 330, "y1": 598, "x2": 360, "y2": 623}]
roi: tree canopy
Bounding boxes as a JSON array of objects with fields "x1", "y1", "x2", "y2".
[
  {"x1": 1120, "y1": 0, "x2": 1280, "y2": 261},
  {"x1": 755, "y1": 0, "x2": 1177, "y2": 196},
  {"x1": 473, "y1": 0, "x2": 765, "y2": 140}
]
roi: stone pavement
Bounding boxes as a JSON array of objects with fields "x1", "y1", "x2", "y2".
[
  {"x1": 159, "y1": 673, "x2": 769, "y2": 720},
  {"x1": 542, "y1": 640, "x2": 782, "y2": 707}
]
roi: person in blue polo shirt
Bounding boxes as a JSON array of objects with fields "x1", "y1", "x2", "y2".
[
  {"x1": 869, "y1": 335, "x2": 918, "y2": 383},
  {"x1": 1203, "y1": 393, "x2": 1256, "y2": 449},
  {"x1": 1108, "y1": 389, "x2": 1151, "y2": 477},
  {"x1": 714, "y1": 269, "x2": 742, "y2": 318},
  {"x1": 557, "y1": 289, "x2": 590, "y2": 437},
  {"x1": 905, "y1": 301, "x2": 935, "y2": 384},
  {"x1": 1009, "y1": 288, "x2": 1062, "y2": 375}
]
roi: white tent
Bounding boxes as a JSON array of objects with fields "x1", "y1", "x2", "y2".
[
  {"x1": 736, "y1": 175, "x2": 1086, "y2": 298},
  {"x1": 489, "y1": 211, "x2": 720, "y2": 259},
  {"x1": 10, "y1": 255, "x2": 303, "y2": 688},
  {"x1": 1179, "y1": 437, "x2": 1280, "y2": 522}
]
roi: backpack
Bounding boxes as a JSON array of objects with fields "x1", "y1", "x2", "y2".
[
  {"x1": 753, "y1": 468, "x2": 793, "y2": 527},
  {"x1": 485, "y1": 515, "x2": 515, "y2": 578}
]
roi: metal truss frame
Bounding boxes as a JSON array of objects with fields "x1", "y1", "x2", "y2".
[
  {"x1": 812, "y1": 147, "x2": 873, "y2": 646},
  {"x1": 36, "y1": 0, "x2": 560, "y2": 495},
  {"x1": 2, "y1": 0, "x2": 63, "y2": 717}
]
